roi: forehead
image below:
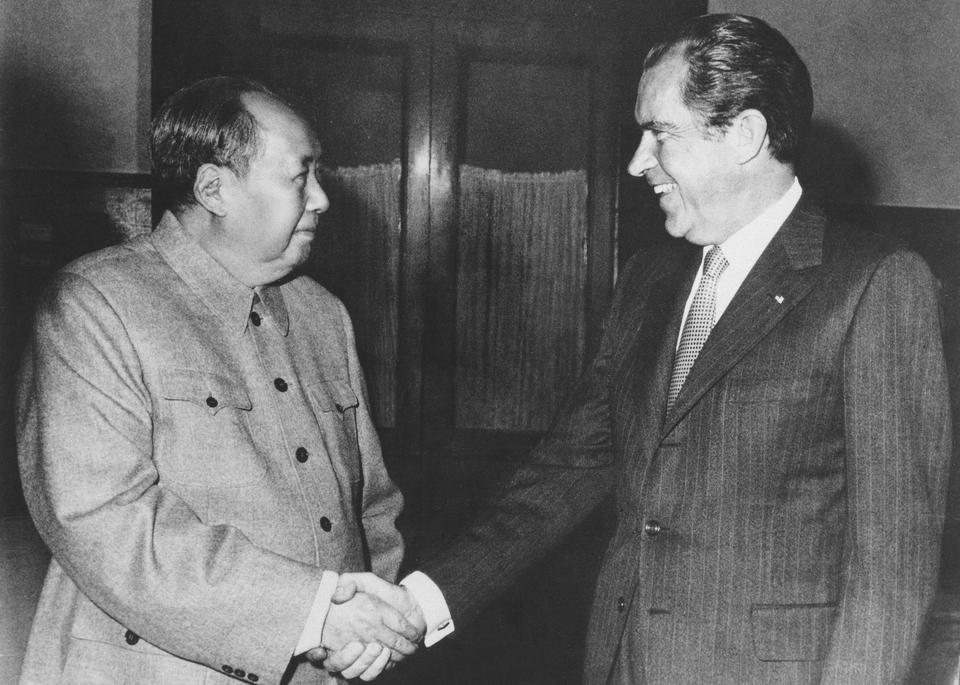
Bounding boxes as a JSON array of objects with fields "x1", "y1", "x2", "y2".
[
  {"x1": 243, "y1": 93, "x2": 320, "y2": 163},
  {"x1": 634, "y1": 52, "x2": 691, "y2": 125}
]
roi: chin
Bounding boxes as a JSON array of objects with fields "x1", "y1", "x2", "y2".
[
  {"x1": 292, "y1": 248, "x2": 312, "y2": 268},
  {"x1": 663, "y1": 217, "x2": 691, "y2": 241}
]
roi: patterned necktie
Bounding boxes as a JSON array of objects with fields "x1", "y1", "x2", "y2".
[{"x1": 667, "y1": 246, "x2": 728, "y2": 410}]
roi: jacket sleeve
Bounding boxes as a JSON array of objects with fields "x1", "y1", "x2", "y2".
[
  {"x1": 17, "y1": 273, "x2": 325, "y2": 685},
  {"x1": 416, "y1": 257, "x2": 646, "y2": 627},
  {"x1": 821, "y1": 250, "x2": 952, "y2": 684}
]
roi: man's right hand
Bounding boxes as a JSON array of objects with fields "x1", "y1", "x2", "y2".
[
  {"x1": 318, "y1": 580, "x2": 421, "y2": 659},
  {"x1": 310, "y1": 573, "x2": 426, "y2": 680}
]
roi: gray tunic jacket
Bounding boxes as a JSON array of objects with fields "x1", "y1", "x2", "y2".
[{"x1": 17, "y1": 213, "x2": 403, "y2": 685}]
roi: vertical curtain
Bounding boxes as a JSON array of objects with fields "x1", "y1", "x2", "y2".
[
  {"x1": 314, "y1": 160, "x2": 402, "y2": 428},
  {"x1": 456, "y1": 164, "x2": 588, "y2": 432}
]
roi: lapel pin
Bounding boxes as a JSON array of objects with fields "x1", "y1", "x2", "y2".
[{"x1": 774, "y1": 294, "x2": 785, "y2": 304}]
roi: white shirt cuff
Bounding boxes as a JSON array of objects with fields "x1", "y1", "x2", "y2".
[
  {"x1": 294, "y1": 570, "x2": 340, "y2": 655},
  {"x1": 401, "y1": 571, "x2": 454, "y2": 647}
]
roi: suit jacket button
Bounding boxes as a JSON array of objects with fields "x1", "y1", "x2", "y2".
[
  {"x1": 617, "y1": 597, "x2": 626, "y2": 612},
  {"x1": 124, "y1": 630, "x2": 139, "y2": 645},
  {"x1": 643, "y1": 520, "x2": 662, "y2": 537},
  {"x1": 295, "y1": 447, "x2": 309, "y2": 463},
  {"x1": 274, "y1": 377, "x2": 288, "y2": 392},
  {"x1": 320, "y1": 516, "x2": 332, "y2": 532}
]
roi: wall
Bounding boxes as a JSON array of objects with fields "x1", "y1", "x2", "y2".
[
  {"x1": 709, "y1": 0, "x2": 960, "y2": 209},
  {"x1": 0, "y1": 5, "x2": 152, "y2": 678},
  {"x1": 0, "y1": 0, "x2": 152, "y2": 173}
]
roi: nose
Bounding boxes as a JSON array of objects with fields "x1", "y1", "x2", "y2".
[
  {"x1": 627, "y1": 131, "x2": 657, "y2": 178},
  {"x1": 306, "y1": 172, "x2": 330, "y2": 214}
]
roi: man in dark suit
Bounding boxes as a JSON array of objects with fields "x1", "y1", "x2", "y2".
[{"x1": 324, "y1": 13, "x2": 952, "y2": 684}]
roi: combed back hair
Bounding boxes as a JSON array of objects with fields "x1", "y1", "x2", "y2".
[
  {"x1": 151, "y1": 76, "x2": 279, "y2": 212},
  {"x1": 644, "y1": 14, "x2": 813, "y2": 164}
]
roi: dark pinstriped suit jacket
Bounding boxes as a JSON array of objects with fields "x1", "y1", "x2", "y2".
[{"x1": 422, "y1": 201, "x2": 952, "y2": 684}]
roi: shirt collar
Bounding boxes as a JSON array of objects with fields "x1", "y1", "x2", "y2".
[
  {"x1": 150, "y1": 211, "x2": 289, "y2": 336},
  {"x1": 714, "y1": 177, "x2": 803, "y2": 267}
]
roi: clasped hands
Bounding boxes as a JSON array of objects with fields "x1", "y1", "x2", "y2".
[{"x1": 309, "y1": 572, "x2": 426, "y2": 681}]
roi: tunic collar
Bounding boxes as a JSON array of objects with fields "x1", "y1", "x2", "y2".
[{"x1": 150, "y1": 211, "x2": 290, "y2": 336}]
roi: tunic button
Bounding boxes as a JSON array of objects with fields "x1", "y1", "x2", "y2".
[
  {"x1": 234, "y1": 669, "x2": 246, "y2": 678},
  {"x1": 295, "y1": 447, "x2": 309, "y2": 463},
  {"x1": 222, "y1": 665, "x2": 234, "y2": 675},
  {"x1": 124, "y1": 629, "x2": 139, "y2": 645},
  {"x1": 274, "y1": 377, "x2": 288, "y2": 392},
  {"x1": 250, "y1": 311, "x2": 261, "y2": 326},
  {"x1": 205, "y1": 396, "x2": 218, "y2": 408},
  {"x1": 248, "y1": 675, "x2": 259, "y2": 683},
  {"x1": 617, "y1": 597, "x2": 626, "y2": 612},
  {"x1": 643, "y1": 520, "x2": 662, "y2": 538},
  {"x1": 320, "y1": 517, "x2": 332, "y2": 532}
]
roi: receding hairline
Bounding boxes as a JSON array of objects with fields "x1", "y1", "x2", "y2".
[
  {"x1": 240, "y1": 91, "x2": 311, "y2": 130},
  {"x1": 239, "y1": 91, "x2": 319, "y2": 155},
  {"x1": 634, "y1": 49, "x2": 706, "y2": 129}
]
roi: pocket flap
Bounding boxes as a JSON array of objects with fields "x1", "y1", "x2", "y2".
[
  {"x1": 308, "y1": 380, "x2": 359, "y2": 413},
  {"x1": 750, "y1": 603, "x2": 837, "y2": 662},
  {"x1": 160, "y1": 370, "x2": 252, "y2": 415}
]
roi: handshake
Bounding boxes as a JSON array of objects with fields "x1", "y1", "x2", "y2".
[{"x1": 310, "y1": 572, "x2": 427, "y2": 681}]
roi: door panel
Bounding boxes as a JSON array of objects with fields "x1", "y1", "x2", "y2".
[
  {"x1": 424, "y1": 22, "x2": 617, "y2": 455},
  {"x1": 454, "y1": 60, "x2": 591, "y2": 433}
]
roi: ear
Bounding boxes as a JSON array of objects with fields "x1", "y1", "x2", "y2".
[
  {"x1": 193, "y1": 163, "x2": 229, "y2": 216},
  {"x1": 729, "y1": 108, "x2": 769, "y2": 164}
]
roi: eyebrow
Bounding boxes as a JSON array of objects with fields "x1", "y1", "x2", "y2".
[
  {"x1": 638, "y1": 119, "x2": 681, "y2": 133},
  {"x1": 293, "y1": 154, "x2": 322, "y2": 174}
]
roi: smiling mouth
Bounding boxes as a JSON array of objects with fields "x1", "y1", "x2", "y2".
[{"x1": 653, "y1": 183, "x2": 678, "y2": 196}]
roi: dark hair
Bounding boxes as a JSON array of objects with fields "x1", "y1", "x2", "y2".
[
  {"x1": 644, "y1": 14, "x2": 813, "y2": 164},
  {"x1": 151, "y1": 76, "x2": 278, "y2": 212}
]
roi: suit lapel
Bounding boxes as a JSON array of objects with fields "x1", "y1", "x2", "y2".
[{"x1": 661, "y1": 202, "x2": 827, "y2": 435}]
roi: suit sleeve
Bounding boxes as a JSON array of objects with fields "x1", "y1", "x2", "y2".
[
  {"x1": 821, "y1": 250, "x2": 952, "y2": 684},
  {"x1": 417, "y1": 258, "x2": 645, "y2": 628},
  {"x1": 17, "y1": 274, "x2": 325, "y2": 685},
  {"x1": 337, "y1": 300, "x2": 405, "y2": 582}
]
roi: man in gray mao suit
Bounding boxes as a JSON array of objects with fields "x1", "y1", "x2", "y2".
[
  {"x1": 324, "y1": 13, "x2": 953, "y2": 685},
  {"x1": 17, "y1": 77, "x2": 423, "y2": 684}
]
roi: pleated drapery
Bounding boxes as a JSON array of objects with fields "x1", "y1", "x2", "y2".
[
  {"x1": 455, "y1": 164, "x2": 588, "y2": 432},
  {"x1": 311, "y1": 161, "x2": 589, "y2": 434}
]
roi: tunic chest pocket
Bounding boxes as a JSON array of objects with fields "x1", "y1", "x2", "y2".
[
  {"x1": 158, "y1": 370, "x2": 265, "y2": 487},
  {"x1": 307, "y1": 380, "x2": 361, "y2": 481}
]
